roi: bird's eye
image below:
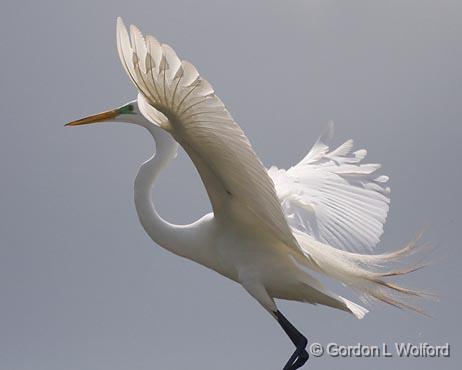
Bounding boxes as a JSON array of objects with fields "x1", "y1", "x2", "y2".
[{"x1": 127, "y1": 104, "x2": 134, "y2": 111}]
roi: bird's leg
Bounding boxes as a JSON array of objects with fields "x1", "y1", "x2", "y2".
[
  {"x1": 275, "y1": 310, "x2": 309, "y2": 370},
  {"x1": 238, "y1": 278, "x2": 309, "y2": 369}
]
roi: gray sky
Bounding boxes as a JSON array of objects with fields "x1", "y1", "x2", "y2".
[{"x1": 1, "y1": 1, "x2": 461, "y2": 369}]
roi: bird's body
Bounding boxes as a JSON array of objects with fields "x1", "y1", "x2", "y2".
[
  {"x1": 131, "y1": 100, "x2": 370, "y2": 321},
  {"x1": 66, "y1": 18, "x2": 430, "y2": 369}
]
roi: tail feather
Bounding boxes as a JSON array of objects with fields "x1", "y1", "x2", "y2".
[
  {"x1": 339, "y1": 297, "x2": 369, "y2": 319},
  {"x1": 293, "y1": 230, "x2": 433, "y2": 316}
]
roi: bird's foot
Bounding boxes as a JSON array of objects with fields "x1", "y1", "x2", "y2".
[
  {"x1": 282, "y1": 343, "x2": 309, "y2": 370},
  {"x1": 274, "y1": 310, "x2": 309, "y2": 369}
]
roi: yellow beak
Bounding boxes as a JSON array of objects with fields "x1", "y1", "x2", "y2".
[{"x1": 65, "y1": 109, "x2": 119, "y2": 127}]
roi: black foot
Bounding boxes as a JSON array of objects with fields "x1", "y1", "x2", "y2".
[
  {"x1": 275, "y1": 310, "x2": 309, "y2": 370},
  {"x1": 283, "y1": 345, "x2": 309, "y2": 370}
]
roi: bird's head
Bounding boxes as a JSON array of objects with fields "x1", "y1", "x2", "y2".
[
  {"x1": 65, "y1": 100, "x2": 150, "y2": 127},
  {"x1": 66, "y1": 98, "x2": 178, "y2": 159}
]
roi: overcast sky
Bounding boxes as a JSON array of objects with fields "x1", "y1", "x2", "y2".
[{"x1": 1, "y1": 1, "x2": 461, "y2": 369}]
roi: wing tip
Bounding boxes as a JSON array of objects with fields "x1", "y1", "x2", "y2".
[
  {"x1": 129, "y1": 23, "x2": 143, "y2": 39},
  {"x1": 116, "y1": 16, "x2": 125, "y2": 30}
]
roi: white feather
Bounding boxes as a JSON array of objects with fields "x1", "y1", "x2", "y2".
[
  {"x1": 113, "y1": 18, "x2": 430, "y2": 321},
  {"x1": 269, "y1": 123, "x2": 390, "y2": 252},
  {"x1": 116, "y1": 17, "x2": 300, "y2": 253}
]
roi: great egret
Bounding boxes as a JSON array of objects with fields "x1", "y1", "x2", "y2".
[{"x1": 66, "y1": 18, "x2": 429, "y2": 370}]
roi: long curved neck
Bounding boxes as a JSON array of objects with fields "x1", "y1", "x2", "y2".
[{"x1": 134, "y1": 125, "x2": 196, "y2": 258}]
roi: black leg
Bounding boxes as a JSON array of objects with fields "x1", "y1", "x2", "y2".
[{"x1": 275, "y1": 310, "x2": 309, "y2": 370}]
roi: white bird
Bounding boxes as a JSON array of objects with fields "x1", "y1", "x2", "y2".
[{"x1": 66, "y1": 18, "x2": 429, "y2": 370}]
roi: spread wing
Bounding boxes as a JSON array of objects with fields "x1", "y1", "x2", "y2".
[
  {"x1": 116, "y1": 18, "x2": 300, "y2": 252},
  {"x1": 268, "y1": 123, "x2": 391, "y2": 252}
]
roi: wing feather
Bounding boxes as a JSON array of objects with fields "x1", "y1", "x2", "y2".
[
  {"x1": 116, "y1": 18, "x2": 300, "y2": 252},
  {"x1": 269, "y1": 123, "x2": 390, "y2": 252}
]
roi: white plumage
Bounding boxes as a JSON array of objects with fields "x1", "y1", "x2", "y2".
[
  {"x1": 269, "y1": 122, "x2": 390, "y2": 252},
  {"x1": 66, "y1": 18, "x2": 430, "y2": 370},
  {"x1": 117, "y1": 19, "x2": 300, "y2": 252}
]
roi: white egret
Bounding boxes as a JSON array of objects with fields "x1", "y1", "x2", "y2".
[{"x1": 66, "y1": 18, "x2": 429, "y2": 370}]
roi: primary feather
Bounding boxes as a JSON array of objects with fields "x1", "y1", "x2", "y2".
[
  {"x1": 116, "y1": 18, "x2": 430, "y2": 318},
  {"x1": 116, "y1": 17, "x2": 300, "y2": 253},
  {"x1": 269, "y1": 122, "x2": 390, "y2": 252}
]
